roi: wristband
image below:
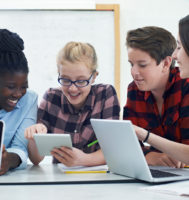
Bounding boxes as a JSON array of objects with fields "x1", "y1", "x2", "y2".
[{"x1": 143, "y1": 130, "x2": 150, "y2": 143}]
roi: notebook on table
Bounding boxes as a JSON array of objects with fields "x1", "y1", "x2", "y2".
[
  {"x1": 90, "y1": 119, "x2": 189, "y2": 183},
  {"x1": 0, "y1": 120, "x2": 5, "y2": 167}
]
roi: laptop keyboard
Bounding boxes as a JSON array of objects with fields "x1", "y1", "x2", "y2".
[{"x1": 150, "y1": 169, "x2": 181, "y2": 178}]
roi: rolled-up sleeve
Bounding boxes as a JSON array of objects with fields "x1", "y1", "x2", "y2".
[{"x1": 5, "y1": 90, "x2": 38, "y2": 169}]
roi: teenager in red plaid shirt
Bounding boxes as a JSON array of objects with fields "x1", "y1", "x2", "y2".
[
  {"x1": 133, "y1": 15, "x2": 189, "y2": 165},
  {"x1": 123, "y1": 26, "x2": 189, "y2": 168},
  {"x1": 25, "y1": 42, "x2": 120, "y2": 166}
]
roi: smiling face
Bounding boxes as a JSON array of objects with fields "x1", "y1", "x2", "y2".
[
  {"x1": 58, "y1": 61, "x2": 97, "y2": 110},
  {"x1": 0, "y1": 72, "x2": 28, "y2": 112},
  {"x1": 172, "y1": 34, "x2": 189, "y2": 79},
  {"x1": 128, "y1": 48, "x2": 170, "y2": 93}
]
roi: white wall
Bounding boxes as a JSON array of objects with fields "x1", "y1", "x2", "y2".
[
  {"x1": 1, "y1": 0, "x2": 189, "y2": 116},
  {"x1": 96, "y1": 0, "x2": 189, "y2": 117}
]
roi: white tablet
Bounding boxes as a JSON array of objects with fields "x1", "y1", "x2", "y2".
[
  {"x1": 34, "y1": 134, "x2": 72, "y2": 156},
  {"x1": 0, "y1": 120, "x2": 5, "y2": 167}
]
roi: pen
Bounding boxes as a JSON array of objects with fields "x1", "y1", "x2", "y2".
[
  {"x1": 87, "y1": 140, "x2": 98, "y2": 147},
  {"x1": 64, "y1": 170, "x2": 108, "y2": 174}
]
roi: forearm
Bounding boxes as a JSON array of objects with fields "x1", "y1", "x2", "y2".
[
  {"x1": 28, "y1": 139, "x2": 44, "y2": 165},
  {"x1": 83, "y1": 149, "x2": 106, "y2": 167},
  {"x1": 148, "y1": 133, "x2": 189, "y2": 164},
  {"x1": 135, "y1": 125, "x2": 189, "y2": 164}
]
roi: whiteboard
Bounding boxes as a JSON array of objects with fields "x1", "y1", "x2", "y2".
[{"x1": 0, "y1": 10, "x2": 115, "y2": 101}]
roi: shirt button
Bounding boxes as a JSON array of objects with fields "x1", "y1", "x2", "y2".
[{"x1": 74, "y1": 129, "x2": 77, "y2": 133}]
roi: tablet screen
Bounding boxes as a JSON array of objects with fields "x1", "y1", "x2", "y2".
[{"x1": 34, "y1": 134, "x2": 72, "y2": 156}]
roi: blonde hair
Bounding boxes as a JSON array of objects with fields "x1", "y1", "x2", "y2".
[{"x1": 57, "y1": 42, "x2": 97, "y2": 72}]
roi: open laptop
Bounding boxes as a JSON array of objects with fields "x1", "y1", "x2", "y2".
[
  {"x1": 0, "y1": 120, "x2": 5, "y2": 167},
  {"x1": 91, "y1": 119, "x2": 189, "y2": 183}
]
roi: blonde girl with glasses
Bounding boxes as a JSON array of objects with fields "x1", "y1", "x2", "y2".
[{"x1": 25, "y1": 42, "x2": 120, "y2": 166}]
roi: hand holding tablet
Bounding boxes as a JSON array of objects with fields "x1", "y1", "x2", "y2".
[{"x1": 34, "y1": 134, "x2": 72, "y2": 156}]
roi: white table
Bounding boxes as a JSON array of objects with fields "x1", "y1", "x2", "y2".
[
  {"x1": 0, "y1": 164, "x2": 187, "y2": 200},
  {"x1": 0, "y1": 164, "x2": 133, "y2": 184}
]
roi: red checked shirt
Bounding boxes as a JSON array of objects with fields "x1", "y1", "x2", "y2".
[
  {"x1": 38, "y1": 84, "x2": 120, "y2": 162},
  {"x1": 123, "y1": 67, "x2": 189, "y2": 155}
]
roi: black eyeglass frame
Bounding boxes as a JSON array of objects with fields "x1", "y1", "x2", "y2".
[{"x1": 58, "y1": 72, "x2": 95, "y2": 88}]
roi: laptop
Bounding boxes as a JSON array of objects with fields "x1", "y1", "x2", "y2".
[
  {"x1": 0, "y1": 120, "x2": 5, "y2": 167},
  {"x1": 91, "y1": 119, "x2": 189, "y2": 183}
]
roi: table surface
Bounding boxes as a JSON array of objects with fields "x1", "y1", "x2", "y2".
[
  {"x1": 0, "y1": 164, "x2": 133, "y2": 184},
  {"x1": 0, "y1": 164, "x2": 188, "y2": 200}
]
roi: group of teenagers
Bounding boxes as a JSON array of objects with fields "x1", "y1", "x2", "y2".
[{"x1": 0, "y1": 15, "x2": 189, "y2": 176}]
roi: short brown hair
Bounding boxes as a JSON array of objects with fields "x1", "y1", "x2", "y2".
[
  {"x1": 126, "y1": 26, "x2": 176, "y2": 68},
  {"x1": 57, "y1": 42, "x2": 97, "y2": 72}
]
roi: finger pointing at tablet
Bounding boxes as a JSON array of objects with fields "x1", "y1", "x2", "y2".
[{"x1": 24, "y1": 123, "x2": 47, "y2": 139}]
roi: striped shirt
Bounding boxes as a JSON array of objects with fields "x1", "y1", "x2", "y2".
[
  {"x1": 38, "y1": 84, "x2": 120, "y2": 162},
  {"x1": 123, "y1": 67, "x2": 189, "y2": 155}
]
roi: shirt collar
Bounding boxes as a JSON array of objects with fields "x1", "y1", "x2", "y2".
[
  {"x1": 0, "y1": 100, "x2": 20, "y2": 117},
  {"x1": 15, "y1": 100, "x2": 21, "y2": 109},
  {"x1": 163, "y1": 67, "x2": 177, "y2": 98}
]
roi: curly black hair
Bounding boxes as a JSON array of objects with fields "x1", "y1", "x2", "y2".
[{"x1": 0, "y1": 29, "x2": 28, "y2": 75}]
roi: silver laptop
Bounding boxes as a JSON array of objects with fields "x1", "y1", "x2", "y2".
[
  {"x1": 0, "y1": 120, "x2": 5, "y2": 167},
  {"x1": 91, "y1": 119, "x2": 189, "y2": 183}
]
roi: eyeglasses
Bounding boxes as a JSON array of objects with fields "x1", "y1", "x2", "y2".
[{"x1": 58, "y1": 73, "x2": 94, "y2": 88}]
